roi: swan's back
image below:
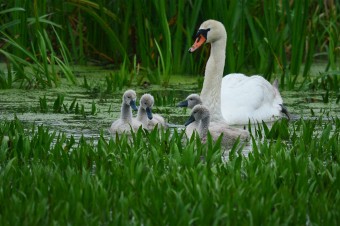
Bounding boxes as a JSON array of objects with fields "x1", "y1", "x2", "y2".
[{"x1": 221, "y1": 74, "x2": 284, "y2": 124}]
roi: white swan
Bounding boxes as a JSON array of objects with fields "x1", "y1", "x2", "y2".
[
  {"x1": 109, "y1": 90, "x2": 142, "y2": 134},
  {"x1": 137, "y1": 94, "x2": 166, "y2": 130},
  {"x1": 189, "y1": 19, "x2": 289, "y2": 125},
  {"x1": 185, "y1": 105, "x2": 249, "y2": 147}
]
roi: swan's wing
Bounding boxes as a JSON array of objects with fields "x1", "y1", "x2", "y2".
[
  {"x1": 221, "y1": 74, "x2": 278, "y2": 112},
  {"x1": 220, "y1": 74, "x2": 286, "y2": 124}
]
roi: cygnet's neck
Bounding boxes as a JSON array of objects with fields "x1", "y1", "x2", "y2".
[
  {"x1": 199, "y1": 115, "x2": 210, "y2": 139},
  {"x1": 137, "y1": 108, "x2": 148, "y2": 125},
  {"x1": 121, "y1": 103, "x2": 132, "y2": 122},
  {"x1": 200, "y1": 38, "x2": 226, "y2": 122}
]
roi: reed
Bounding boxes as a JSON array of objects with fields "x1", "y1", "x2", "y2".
[
  {"x1": 0, "y1": 67, "x2": 11, "y2": 89},
  {"x1": 0, "y1": 5, "x2": 75, "y2": 88},
  {"x1": 39, "y1": 95, "x2": 48, "y2": 113},
  {"x1": 0, "y1": 0, "x2": 339, "y2": 89},
  {"x1": 309, "y1": 71, "x2": 340, "y2": 92},
  {"x1": 37, "y1": 94, "x2": 96, "y2": 117}
]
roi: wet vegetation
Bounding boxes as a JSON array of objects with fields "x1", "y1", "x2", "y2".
[
  {"x1": 0, "y1": 0, "x2": 340, "y2": 88},
  {"x1": 0, "y1": 116, "x2": 339, "y2": 225},
  {"x1": 38, "y1": 94, "x2": 97, "y2": 117},
  {"x1": 0, "y1": 0, "x2": 340, "y2": 225}
]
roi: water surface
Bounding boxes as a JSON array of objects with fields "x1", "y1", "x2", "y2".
[{"x1": 0, "y1": 67, "x2": 339, "y2": 144}]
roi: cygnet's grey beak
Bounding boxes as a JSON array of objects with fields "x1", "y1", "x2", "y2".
[
  {"x1": 130, "y1": 100, "x2": 138, "y2": 111},
  {"x1": 177, "y1": 100, "x2": 188, "y2": 107},
  {"x1": 146, "y1": 107, "x2": 153, "y2": 120},
  {"x1": 184, "y1": 115, "x2": 196, "y2": 126}
]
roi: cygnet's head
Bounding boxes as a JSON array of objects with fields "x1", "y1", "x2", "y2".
[
  {"x1": 123, "y1": 90, "x2": 138, "y2": 110},
  {"x1": 139, "y1": 94, "x2": 154, "y2": 119},
  {"x1": 189, "y1": 19, "x2": 227, "y2": 52},
  {"x1": 177, "y1": 94, "x2": 202, "y2": 109},
  {"x1": 185, "y1": 105, "x2": 210, "y2": 126}
]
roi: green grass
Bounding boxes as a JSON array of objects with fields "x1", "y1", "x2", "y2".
[{"x1": 0, "y1": 116, "x2": 339, "y2": 225}]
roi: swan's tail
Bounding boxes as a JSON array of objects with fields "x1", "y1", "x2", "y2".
[{"x1": 272, "y1": 79, "x2": 279, "y2": 90}]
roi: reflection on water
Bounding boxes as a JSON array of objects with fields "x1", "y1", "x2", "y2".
[{"x1": 0, "y1": 75, "x2": 338, "y2": 161}]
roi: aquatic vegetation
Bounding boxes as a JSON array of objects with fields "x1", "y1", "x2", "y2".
[
  {"x1": 53, "y1": 94, "x2": 65, "y2": 113},
  {"x1": 151, "y1": 90, "x2": 177, "y2": 107},
  {"x1": 105, "y1": 71, "x2": 129, "y2": 93},
  {"x1": 0, "y1": 7, "x2": 76, "y2": 88},
  {"x1": 38, "y1": 94, "x2": 96, "y2": 117},
  {"x1": 0, "y1": 115, "x2": 339, "y2": 225},
  {"x1": 39, "y1": 95, "x2": 48, "y2": 113},
  {"x1": 309, "y1": 71, "x2": 340, "y2": 92},
  {"x1": 249, "y1": 118, "x2": 290, "y2": 141},
  {"x1": 1, "y1": 1, "x2": 339, "y2": 88},
  {"x1": 0, "y1": 65, "x2": 12, "y2": 89},
  {"x1": 91, "y1": 101, "x2": 97, "y2": 115}
]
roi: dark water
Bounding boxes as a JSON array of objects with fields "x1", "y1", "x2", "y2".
[
  {"x1": 0, "y1": 74, "x2": 198, "y2": 140},
  {"x1": 0, "y1": 68, "x2": 339, "y2": 143}
]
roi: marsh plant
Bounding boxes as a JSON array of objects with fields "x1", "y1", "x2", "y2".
[
  {"x1": 1, "y1": 1, "x2": 340, "y2": 88},
  {"x1": 0, "y1": 116, "x2": 339, "y2": 225},
  {"x1": 0, "y1": 7, "x2": 76, "y2": 88},
  {"x1": 38, "y1": 94, "x2": 96, "y2": 116}
]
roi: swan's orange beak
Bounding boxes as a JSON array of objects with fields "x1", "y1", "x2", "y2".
[{"x1": 188, "y1": 34, "x2": 206, "y2": 53}]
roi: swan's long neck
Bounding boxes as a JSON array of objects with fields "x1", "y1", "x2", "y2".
[
  {"x1": 200, "y1": 38, "x2": 226, "y2": 122},
  {"x1": 121, "y1": 103, "x2": 132, "y2": 122},
  {"x1": 199, "y1": 116, "x2": 210, "y2": 139}
]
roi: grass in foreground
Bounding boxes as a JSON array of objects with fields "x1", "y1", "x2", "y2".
[{"x1": 0, "y1": 117, "x2": 339, "y2": 225}]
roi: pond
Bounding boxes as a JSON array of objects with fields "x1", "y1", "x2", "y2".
[{"x1": 0, "y1": 66, "x2": 339, "y2": 149}]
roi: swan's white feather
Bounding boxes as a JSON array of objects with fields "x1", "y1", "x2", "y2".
[{"x1": 221, "y1": 73, "x2": 283, "y2": 124}]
